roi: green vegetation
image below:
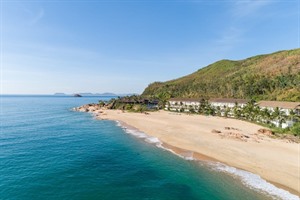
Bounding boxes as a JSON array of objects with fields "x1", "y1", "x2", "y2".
[
  {"x1": 142, "y1": 48, "x2": 300, "y2": 101},
  {"x1": 291, "y1": 122, "x2": 300, "y2": 136},
  {"x1": 105, "y1": 95, "x2": 159, "y2": 112},
  {"x1": 169, "y1": 101, "x2": 299, "y2": 136}
]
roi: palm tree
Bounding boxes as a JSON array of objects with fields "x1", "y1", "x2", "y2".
[
  {"x1": 198, "y1": 99, "x2": 207, "y2": 114},
  {"x1": 216, "y1": 106, "x2": 221, "y2": 116},
  {"x1": 272, "y1": 107, "x2": 287, "y2": 128},
  {"x1": 167, "y1": 101, "x2": 171, "y2": 111},
  {"x1": 260, "y1": 107, "x2": 271, "y2": 124},
  {"x1": 242, "y1": 103, "x2": 251, "y2": 120},
  {"x1": 205, "y1": 104, "x2": 215, "y2": 116},
  {"x1": 271, "y1": 107, "x2": 280, "y2": 121},
  {"x1": 233, "y1": 103, "x2": 242, "y2": 119},
  {"x1": 289, "y1": 109, "x2": 298, "y2": 122},
  {"x1": 224, "y1": 107, "x2": 230, "y2": 118},
  {"x1": 252, "y1": 104, "x2": 261, "y2": 122}
]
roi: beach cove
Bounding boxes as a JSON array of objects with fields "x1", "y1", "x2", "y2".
[{"x1": 76, "y1": 106, "x2": 300, "y2": 199}]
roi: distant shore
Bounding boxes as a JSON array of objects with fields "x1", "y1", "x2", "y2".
[{"x1": 75, "y1": 106, "x2": 300, "y2": 197}]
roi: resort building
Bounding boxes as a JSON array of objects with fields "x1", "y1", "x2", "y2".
[
  {"x1": 166, "y1": 98, "x2": 249, "y2": 113},
  {"x1": 257, "y1": 101, "x2": 300, "y2": 116},
  {"x1": 258, "y1": 101, "x2": 300, "y2": 128},
  {"x1": 209, "y1": 98, "x2": 249, "y2": 108},
  {"x1": 165, "y1": 97, "x2": 299, "y2": 129},
  {"x1": 118, "y1": 98, "x2": 159, "y2": 109},
  {"x1": 208, "y1": 98, "x2": 249, "y2": 117},
  {"x1": 165, "y1": 98, "x2": 202, "y2": 112}
]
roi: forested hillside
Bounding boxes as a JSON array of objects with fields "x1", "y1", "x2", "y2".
[{"x1": 142, "y1": 49, "x2": 300, "y2": 101}]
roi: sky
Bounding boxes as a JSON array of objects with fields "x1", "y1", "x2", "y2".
[{"x1": 1, "y1": 0, "x2": 299, "y2": 94}]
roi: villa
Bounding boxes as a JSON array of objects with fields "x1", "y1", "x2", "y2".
[
  {"x1": 208, "y1": 98, "x2": 249, "y2": 117},
  {"x1": 165, "y1": 98, "x2": 249, "y2": 113},
  {"x1": 257, "y1": 101, "x2": 300, "y2": 116},
  {"x1": 258, "y1": 101, "x2": 300, "y2": 128},
  {"x1": 165, "y1": 98, "x2": 202, "y2": 112},
  {"x1": 165, "y1": 97, "x2": 300, "y2": 129},
  {"x1": 209, "y1": 98, "x2": 249, "y2": 108}
]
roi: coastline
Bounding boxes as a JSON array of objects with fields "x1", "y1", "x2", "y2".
[
  {"x1": 77, "y1": 107, "x2": 300, "y2": 198},
  {"x1": 113, "y1": 118, "x2": 300, "y2": 199},
  {"x1": 117, "y1": 120, "x2": 219, "y2": 162}
]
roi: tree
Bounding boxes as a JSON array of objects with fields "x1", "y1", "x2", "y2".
[
  {"x1": 189, "y1": 107, "x2": 195, "y2": 113},
  {"x1": 199, "y1": 99, "x2": 208, "y2": 114},
  {"x1": 216, "y1": 106, "x2": 221, "y2": 116},
  {"x1": 288, "y1": 109, "x2": 299, "y2": 122},
  {"x1": 125, "y1": 104, "x2": 133, "y2": 110},
  {"x1": 98, "y1": 100, "x2": 106, "y2": 107},
  {"x1": 204, "y1": 104, "x2": 215, "y2": 116},
  {"x1": 233, "y1": 104, "x2": 242, "y2": 119},
  {"x1": 271, "y1": 107, "x2": 280, "y2": 121},
  {"x1": 291, "y1": 123, "x2": 300, "y2": 136},
  {"x1": 224, "y1": 107, "x2": 230, "y2": 117},
  {"x1": 260, "y1": 108, "x2": 271, "y2": 124},
  {"x1": 271, "y1": 107, "x2": 288, "y2": 128}
]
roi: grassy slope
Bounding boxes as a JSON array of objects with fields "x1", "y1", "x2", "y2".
[{"x1": 142, "y1": 48, "x2": 300, "y2": 101}]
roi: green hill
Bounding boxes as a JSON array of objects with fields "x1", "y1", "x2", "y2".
[{"x1": 142, "y1": 48, "x2": 300, "y2": 102}]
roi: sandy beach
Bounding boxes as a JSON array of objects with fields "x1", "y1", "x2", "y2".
[{"x1": 79, "y1": 106, "x2": 300, "y2": 197}]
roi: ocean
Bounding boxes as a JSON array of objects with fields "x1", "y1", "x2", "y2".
[{"x1": 0, "y1": 95, "x2": 297, "y2": 200}]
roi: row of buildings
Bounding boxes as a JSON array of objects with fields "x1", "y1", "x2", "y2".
[{"x1": 165, "y1": 98, "x2": 300, "y2": 128}]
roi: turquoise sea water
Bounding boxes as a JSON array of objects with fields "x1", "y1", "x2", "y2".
[{"x1": 0, "y1": 96, "x2": 297, "y2": 200}]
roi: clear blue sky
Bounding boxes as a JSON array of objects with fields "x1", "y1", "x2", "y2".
[{"x1": 1, "y1": 0, "x2": 299, "y2": 94}]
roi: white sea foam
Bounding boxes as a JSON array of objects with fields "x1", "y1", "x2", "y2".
[
  {"x1": 115, "y1": 121, "x2": 122, "y2": 127},
  {"x1": 116, "y1": 121, "x2": 161, "y2": 144},
  {"x1": 145, "y1": 137, "x2": 161, "y2": 144},
  {"x1": 182, "y1": 154, "x2": 195, "y2": 161},
  {"x1": 211, "y1": 162, "x2": 299, "y2": 200},
  {"x1": 124, "y1": 129, "x2": 148, "y2": 139},
  {"x1": 118, "y1": 124, "x2": 196, "y2": 161}
]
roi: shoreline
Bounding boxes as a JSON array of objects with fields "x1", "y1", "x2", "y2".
[
  {"x1": 115, "y1": 119, "x2": 300, "y2": 198},
  {"x1": 75, "y1": 106, "x2": 300, "y2": 198},
  {"x1": 118, "y1": 120, "x2": 219, "y2": 162}
]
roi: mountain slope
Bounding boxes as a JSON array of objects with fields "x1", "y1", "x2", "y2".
[{"x1": 142, "y1": 48, "x2": 300, "y2": 101}]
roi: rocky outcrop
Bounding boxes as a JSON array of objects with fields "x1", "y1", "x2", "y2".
[
  {"x1": 73, "y1": 103, "x2": 102, "y2": 112},
  {"x1": 211, "y1": 128, "x2": 250, "y2": 142},
  {"x1": 257, "y1": 129, "x2": 274, "y2": 136}
]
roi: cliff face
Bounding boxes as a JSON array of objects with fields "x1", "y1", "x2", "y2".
[{"x1": 142, "y1": 48, "x2": 300, "y2": 101}]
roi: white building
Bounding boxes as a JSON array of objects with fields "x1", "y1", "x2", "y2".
[
  {"x1": 165, "y1": 98, "x2": 300, "y2": 129},
  {"x1": 209, "y1": 98, "x2": 249, "y2": 108},
  {"x1": 208, "y1": 98, "x2": 249, "y2": 116},
  {"x1": 258, "y1": 101, "x2": 300, "y2": 115},
  {"x1": 165, "y1": 98, "x2": 202, "y2": 112},
  {"x1": 258, "y1": 101, "x2": 300, "y2": 128}
]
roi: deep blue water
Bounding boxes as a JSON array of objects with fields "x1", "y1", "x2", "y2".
[{"x1": 0, "y1": 96, "x2": 294, "y2": 200}]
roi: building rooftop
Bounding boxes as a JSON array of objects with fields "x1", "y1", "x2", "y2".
[
  {"x1": 258, "y1": 101, "x2": 300, "y2": 109},
  {"x1": 209, "y1": 98, "x2": 249, "y2": 104},
  {"x1": 168, "y1": 98, "x2": 203, "y2": 102}
]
